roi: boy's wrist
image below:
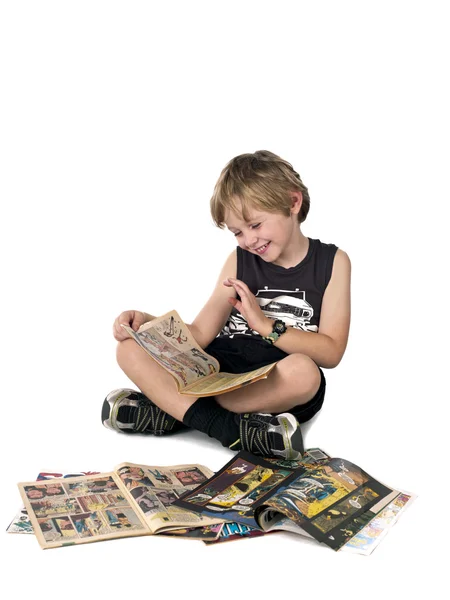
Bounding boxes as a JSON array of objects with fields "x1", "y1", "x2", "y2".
[
  {"x1": 261, "y1": 318, "x2": 288, "y2": 344},
  {"x1": 257, "y1": 317, "x2": 274, "y2": 338}
]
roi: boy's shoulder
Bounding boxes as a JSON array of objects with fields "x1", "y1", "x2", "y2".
[{"x1": 311, "y1": 238, "x2": 350, "y2": 262}]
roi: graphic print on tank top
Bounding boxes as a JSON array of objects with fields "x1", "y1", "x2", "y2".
[{"x1": 221, "y1": 286, "x2": 318, "y2": 338}]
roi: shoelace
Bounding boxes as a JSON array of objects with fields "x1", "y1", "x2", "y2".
[
  {"x1": 240, "y1": 420, "x2": 271, "y2": 456},
  {"x1": 134, "y1": 401, "x2": 165, "y2": 433}
]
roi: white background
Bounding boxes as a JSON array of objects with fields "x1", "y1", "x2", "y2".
[{"x1": 1, "y1": 1, "x2": 447, "y2": 597}]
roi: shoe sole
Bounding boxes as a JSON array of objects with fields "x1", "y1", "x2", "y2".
[
  {"x1": 269, "y1": 413, "x2": 304, "y2": 460},
  {"x1": 102, "y1": 388, "x2": 137, "y2": 432}
]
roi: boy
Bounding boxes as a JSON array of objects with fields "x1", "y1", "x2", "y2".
[{"x1": 102, "y1": 150, "x2": 351, "y2": 459}]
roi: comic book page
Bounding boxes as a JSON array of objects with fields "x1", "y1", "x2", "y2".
[
  {"x1": 18, "y1": 472, "x2": 150, "y2": 549},
  {"x1": 340, "y1": 489, "x2": 416, "y2": 555},
  {"x1": 114, "y1": 462, "x2": 226, "y2": 533},
  {"x1": 258, "y1": 456, "x2": 393, "y2": 551},
  {"x1": 174, "y1": 449, "x2": 408, "y2": 552},
  {"x1": 121, "y1": 310, "x2": 220, "y2": 392},
  {"x1": 174, "y1": 452, "x2": 298, "y2": 530},
  {"x1": 179, "y1": 362, "x2": 277, "y2": 396},
  {"x1": 8, "y1": 470, "x2": 99, "y2": 535},
  {"x1": 174, "y1": 449, "x2": 335, "y2": 531},
  {"x1": 261, "y1": 485, "x2": 417, "y2": 555},
  {"x1": 122, "y1": 310, "x2": 279, "y2": 397}
]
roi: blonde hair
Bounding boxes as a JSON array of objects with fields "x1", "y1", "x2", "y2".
[{"x1": 210, "y1": 150, "x2": 310, "y2": 228}]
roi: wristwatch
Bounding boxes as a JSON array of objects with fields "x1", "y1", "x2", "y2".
[{"x1": 263, "y1": 319, "x2": 287, "y2": 344}]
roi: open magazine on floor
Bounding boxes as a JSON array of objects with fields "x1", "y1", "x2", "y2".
[
  {"x1": 17, "y1": 462, "x2": 225, "y2": 549},
  {"x1": 121, "y1": 310, "x2": 277, "y2": 396},
  {"x1": 175, "y1": 449, "x2": 416, "y2": 553}
]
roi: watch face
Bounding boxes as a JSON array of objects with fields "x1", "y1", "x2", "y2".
[{"x1": 273, "y1": 320, "x2": 287, "y2": 334}]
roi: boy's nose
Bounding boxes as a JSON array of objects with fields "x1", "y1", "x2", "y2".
[{"x1": 244, "y1": 233, "x2": 258, "y2": 248}]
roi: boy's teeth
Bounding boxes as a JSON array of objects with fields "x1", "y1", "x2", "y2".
[{"x1": 256, "y1": 243, "x2": 268, "y2": 253}]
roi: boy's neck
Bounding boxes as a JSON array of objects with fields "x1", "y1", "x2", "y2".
[{"x1": 273, "y1": 229, "x2": 309, "y2": 269}]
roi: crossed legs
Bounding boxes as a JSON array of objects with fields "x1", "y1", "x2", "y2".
[{"x1": 115, "y1": 338, "x2": 322, "y2": 421}]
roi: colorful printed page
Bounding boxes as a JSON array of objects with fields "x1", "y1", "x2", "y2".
[
  {"x1": 175, "y1": 450, "x2": 398, "y2": 551},
  {"x1": 18, "y1": 462, "x2": 224, "y2": 549},
  {"x1": 340, "y1": 490, "x2": 416, "y2": 555},
  {"x1": 7, "y1": 471, "x2": 99, "y2": 535},
  {"x1": 175, "y1": 452, "x2": 298, "y2": 530},
  {"x1": 258, "y1": 457, "x2": 393, "y2": 550},
  {"x1": 259, "y1": 489, "x2": 416, "y2": 555},
  {"x1": 121, "y1": 310, "x2": 220, "y2": 392},
  {"x1": 179, "y1": 363, "x2": 276, "y2": 396},
  {"x1": 174, "y1": 449, "x2": 334, "y2": 531},
  {"x1": 114, "y1": 462, "x2": 225, "y2": 533},
  {"x1": 18, "y1": 472, "x2": 150, "y2": 549}
]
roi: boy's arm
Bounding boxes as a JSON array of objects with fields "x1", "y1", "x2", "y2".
[
  {"x1": 258, "y1": 249, "x2": 351, "y2": 368},
  {"x1": 187, "y1": 250, "x2": 237, "y2": 349}
]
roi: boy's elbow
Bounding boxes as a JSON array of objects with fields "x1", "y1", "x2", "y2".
[
  {"x1": 327, "y1": 356, "x2": 342, "y2": 369},
  {"x1": 323, "y1": 339, "x2": 346, "y2": 369}
]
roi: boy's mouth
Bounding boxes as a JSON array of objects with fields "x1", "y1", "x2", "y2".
[{"x1": 255, "y1": 242, "x2": 270, "y2": 255}]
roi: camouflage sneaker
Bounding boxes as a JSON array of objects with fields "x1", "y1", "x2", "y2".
[
  {"x1": 101, "y1": 388, "x2": 181, "y2": 435},
  {"x1": 230, "y1": 412, "x2": 304, "y2": 459}
]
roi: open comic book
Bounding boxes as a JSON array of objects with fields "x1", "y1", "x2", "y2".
[
  {"x1": 175, "y1": 449, "x2": 416, "y2": 553},
  {"x1": 121, "y1": 310, "x2": 277, "y2": 396},
  {"x1": 17, "y1": 462, "x2": 225, "y2": 549}
]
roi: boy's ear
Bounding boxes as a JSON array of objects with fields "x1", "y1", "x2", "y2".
[{"x1": 290, "y1": 191, "x2": 303, "y2": 215}]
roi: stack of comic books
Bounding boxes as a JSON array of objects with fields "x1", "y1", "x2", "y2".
[
  {"x1": 9, "y1": 449, "x2": 415, "y2": 554},
  {"x1": 173, "y1": 448, "x2": 416, "y2": 553}
]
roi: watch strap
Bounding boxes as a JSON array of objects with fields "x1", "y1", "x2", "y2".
[{"x1": 262, "y1": 331, "x2": 280, "y2": 345}]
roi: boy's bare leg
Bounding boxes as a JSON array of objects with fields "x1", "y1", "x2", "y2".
[
  {"x1": 116, "y1": 339, "x2": 197, "y2": 423},
  {"x1": 116, "y1": 339, "x2": 321, "y2": 420},
  {"x1": 216, "y1": 353, "x2": 322, "y2": 414}
]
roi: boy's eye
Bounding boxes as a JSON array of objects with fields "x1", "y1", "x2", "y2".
[
  {"x1": 233, "y1": 231, "x2": 242, "y2": 237},
  {"x1": 250, "y1": 223, "x2": 261, "y2": 229}
]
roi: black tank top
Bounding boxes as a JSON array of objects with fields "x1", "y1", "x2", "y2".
[{"x1": 219, "y1": 237, "x2": 338, "y2": 339}]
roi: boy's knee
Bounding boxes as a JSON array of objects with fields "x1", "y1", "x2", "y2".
[
  {"x1": 116, "y1": 338, "x2": 139, "y2": 369},
  {"x1": 282, "y1": 354, "x2": 321, "y2": 396}
]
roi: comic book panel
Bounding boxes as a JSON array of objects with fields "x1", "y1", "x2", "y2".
[
  {"x1": 23, "y1": 483, "x2": 66, "y2": 501},
  {"x1": 117, "y1": 466, "x2": 155, "y2": 489},
  {"x1": 38, "y1": 516, "x2": 77, "y2": 542},
  {"x1": 179, "y1": 458, "x2": 258, "y2": 506},
  {"x1": 129, "y1": 487, "x2": 164, "y2": 514},
  {"x1": 76, "y1": 491, "x2": 128, "y2": 513},
  {"x1": 30, "y1": 496, "x2": 84, "y2": 519},
  {"x1": 101, "y1": 507, "x2": 146, "y2": 531},
  {"x1": 312, "y1": 485, "x2": 380, "y2": 533},
  {"x1": 153, "y1": 489, "x2": 179, "y2": 508},
  {"x1": 266, "y1": 459, "x2": 371, "y2": 521},
  {"x1": 172, "y1": 467, "x2": 209, "y2": 487}
]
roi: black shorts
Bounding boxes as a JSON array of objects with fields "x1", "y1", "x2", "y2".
[{"x1": 205, "y1": 336, "x2": 326, "y2": 424}]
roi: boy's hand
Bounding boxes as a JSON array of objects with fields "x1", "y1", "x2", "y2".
[
  {"x1": 113, "y1": 310, "x2": 150, "y2": 341},
  {"x1": 223, "y1": 278, "x2": 272, "y2": 335}
]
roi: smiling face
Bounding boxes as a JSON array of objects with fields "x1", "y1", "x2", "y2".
[{"x1": 224, "y1": 194, "x2": 306, "y2": 268}]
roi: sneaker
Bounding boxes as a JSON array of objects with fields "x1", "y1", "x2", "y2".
[
  {"x1": 230, "y1": 412, "x2": 304, "y2": 460},
  {"x1": 101, "y1": 388, "x2": 181, "y2": 435}
]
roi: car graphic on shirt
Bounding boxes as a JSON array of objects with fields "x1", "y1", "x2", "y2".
[{"x1": 221, "y1": 287, "x2": 318, "y2": 337}]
